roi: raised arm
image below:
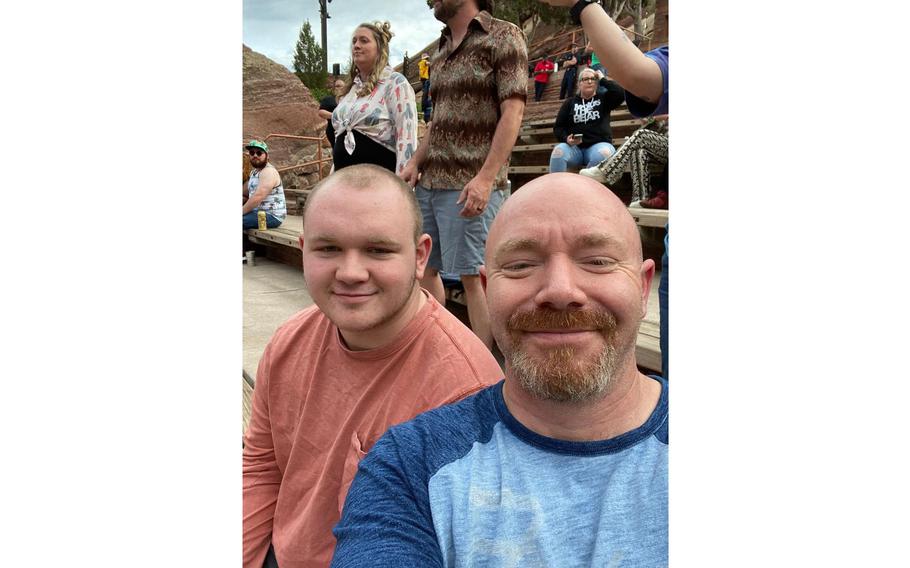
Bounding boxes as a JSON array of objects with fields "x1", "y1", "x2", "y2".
[
  {"x1": 539, "y1": 0, "x2": 663, "y2": 103},
  {"x1": 331, "y1": 431, "x2": 443, "y2": 568}
]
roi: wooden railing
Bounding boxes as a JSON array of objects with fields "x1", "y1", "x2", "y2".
[{"x1": 263, "y1": 133, "x2": 333, "y2": 178}]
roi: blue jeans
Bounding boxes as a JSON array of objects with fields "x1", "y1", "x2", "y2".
[
  {"x1": 549, "y1": 142, "x2": 616, "y2": 172},
  {"x1": 242, "y1": 210, "x2": 282, "y2": 230},
  {"x1": 659, "y1": 226, "x2": 668, "y2": 379},
  {"x1": 559, "y1": 66, "x2": 577, "y2": 99},
  {"x1": 422, "y1": 79, "x2": 432, "y2": 122}
]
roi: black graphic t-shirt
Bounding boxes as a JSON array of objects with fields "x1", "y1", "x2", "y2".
[{"x1": 553, "y1": 78, "x2": 625, "y2": 148}]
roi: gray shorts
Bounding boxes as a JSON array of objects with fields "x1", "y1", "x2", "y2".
[{"x1": 416, "y1": 184, "x2": 507, "y2": 275}]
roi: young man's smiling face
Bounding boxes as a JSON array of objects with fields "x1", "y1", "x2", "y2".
[{"x1": 301, "y1": 176, "x2": 431, "y2": 351}]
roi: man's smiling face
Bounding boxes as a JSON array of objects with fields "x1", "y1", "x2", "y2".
[{"x1": 483, "y1": 174, "x2": 654, "y2": 402}]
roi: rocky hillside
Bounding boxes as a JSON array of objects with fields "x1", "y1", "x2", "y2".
[{"x1": 243, "y1": 45, "x2": 330, "y2": 188}]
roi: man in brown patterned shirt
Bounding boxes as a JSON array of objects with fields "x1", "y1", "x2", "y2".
[{"x1": 400, "y1": 0, "x2": 528, "y2": 349}]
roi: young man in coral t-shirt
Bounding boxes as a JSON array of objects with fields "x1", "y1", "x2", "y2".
[{"x1": 242, "y1": 164, "x2": 502, "y2": 568}]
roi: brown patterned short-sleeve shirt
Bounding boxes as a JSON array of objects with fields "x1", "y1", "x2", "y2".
[{"x1": 421, "y1": 11, "x2": 528, "y2": 191}]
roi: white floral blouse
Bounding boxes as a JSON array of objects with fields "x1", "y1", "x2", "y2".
[{"x1": 331, "y1": 66, "x2": 418, "y2": 175}]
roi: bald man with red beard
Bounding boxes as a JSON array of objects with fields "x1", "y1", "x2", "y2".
[{"x1": 332, "y1": 173, "x2": 667, "y2": 568}]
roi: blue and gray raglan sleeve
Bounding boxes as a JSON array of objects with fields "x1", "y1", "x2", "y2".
[{"x1": 330, "y1": 425, "x2": 444, "y2": 568}]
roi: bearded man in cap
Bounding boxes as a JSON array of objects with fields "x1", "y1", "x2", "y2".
[{"x1": 242, "y1": 140, "x2": 286, "y2": 229}]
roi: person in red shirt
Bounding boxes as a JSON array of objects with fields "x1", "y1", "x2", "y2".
[{"x1": 533, "y1": 55, "x2": 555, "y2": 102}]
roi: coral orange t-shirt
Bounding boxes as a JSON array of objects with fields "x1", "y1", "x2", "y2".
[{"x1": 242, "y1": 292, "x2": 502, "y2": 568}]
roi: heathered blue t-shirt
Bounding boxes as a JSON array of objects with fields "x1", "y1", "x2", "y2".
[
  {"x1": 625, "y1": 46, "x2": 669, "y2": 118},
  {"x1": 332, "y1": 376, "x2": 668, "y2": 568}
]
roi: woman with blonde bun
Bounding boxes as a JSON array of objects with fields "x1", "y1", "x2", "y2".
[{"x1": 331, "y1": 21, "x2": 418, "y2": 175}]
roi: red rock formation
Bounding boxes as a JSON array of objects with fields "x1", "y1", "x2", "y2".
[{"x1": 243, "y1": 45, "x2": 331, "y2": 189}]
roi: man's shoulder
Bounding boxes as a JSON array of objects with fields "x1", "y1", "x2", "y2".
[
  {"x1": 487, "y1": 14, "x2": 522, "y2": 33},
  {"x1": 261, "y1": 162, "x2": 281, "y2": 177},
  {"x1": 486, "y1": 16, "x2": 524, "y2": 43}
]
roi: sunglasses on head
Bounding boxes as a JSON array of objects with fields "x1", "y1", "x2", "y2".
[{"x1": 248, "y1": 150, "x2": 265, "y2": 157}]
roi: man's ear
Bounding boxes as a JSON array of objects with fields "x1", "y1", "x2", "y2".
[
  {"x1": 414, "y1": 234, "x2": 432, "y2": 280},
  {"x1": 479, "y1": 265, "x2": 488, "y2": 293},
  {"x1": 639, "y1": 258, "x2": 656, "y2": 318}
]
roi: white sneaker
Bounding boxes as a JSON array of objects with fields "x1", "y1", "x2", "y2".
[{"x1": 579, "y1": 166, "x2": 607, "y2": 183}]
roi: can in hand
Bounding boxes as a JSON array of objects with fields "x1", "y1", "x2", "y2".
[{"x1": 257, "y1": 210, "x2": 267, "y2": 230}]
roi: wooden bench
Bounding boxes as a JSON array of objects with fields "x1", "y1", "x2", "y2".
[
  {"x1": 245, "y1": 213, "x2": 662, "y2": 373},
  {"x1": 628, "y1": 205, "x2": 668, "y2": 228},
  {"x1": 246, "y1": 215, "x2": 304, "y2": 250},
  {"x1": 636, "y1": 319, "x2": 662, "y2": 373},
  {"x1": 512, "y1": 136, "x2": 630, "y2": 154}
]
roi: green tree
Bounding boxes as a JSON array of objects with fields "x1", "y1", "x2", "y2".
[
  {"x1": 494, "y1": 0, "x2": 654, "y2": 28},
  {"x1": 292, "y1": 20, "x2": 328, "y2": 99},
  {"x1": 495, "y1": 0, "x2": 570, "y2": 27}
]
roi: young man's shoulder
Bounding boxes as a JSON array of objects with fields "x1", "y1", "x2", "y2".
[
  {"x1": 268, "y1": 305, "x2": 329, "y2": 347},
  {"x1": 367, "y1": 381, "x2": 502, "y2": 475},
  {"x1": 417, "y1": 296, "x2": 503, "y2": 385}
]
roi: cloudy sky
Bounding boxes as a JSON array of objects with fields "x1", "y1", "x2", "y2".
[{"x1": 243, "y1": 0, "x2": 445, "y2": 72}]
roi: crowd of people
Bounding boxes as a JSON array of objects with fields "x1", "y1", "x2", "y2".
[{"x1": 242, "y1": 0, "x2": 669, "y2": 566}]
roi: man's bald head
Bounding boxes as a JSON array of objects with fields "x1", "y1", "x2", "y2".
[{"x1": 486, "y1": 173, "x2": 644, "y2": 267}]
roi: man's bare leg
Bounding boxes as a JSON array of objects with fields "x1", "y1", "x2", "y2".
[
  {"x1": 461, "y1": 274, "x2": 493, "y2": 350},
  {"x1": 421, "y1": 268, "x2": 446, "y2": 305}
]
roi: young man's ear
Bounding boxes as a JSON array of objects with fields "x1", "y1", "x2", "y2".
[{"x1": 414, "y1": 234, "x2": 432, "y2": 280}]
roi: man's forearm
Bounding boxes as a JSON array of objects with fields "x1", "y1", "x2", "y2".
[
  {"x1": 242, "y1": 190, "x2": 268, "y2": 214},
  {"x1": 477, "y1": 99, "x2": 525, "y2": 183},
  {"x1": 579, "y1": 3, "x2": 662, "y2": 103},
  {"x1": 411, "y1": 122, "x2": 433, "y2": 170}
]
